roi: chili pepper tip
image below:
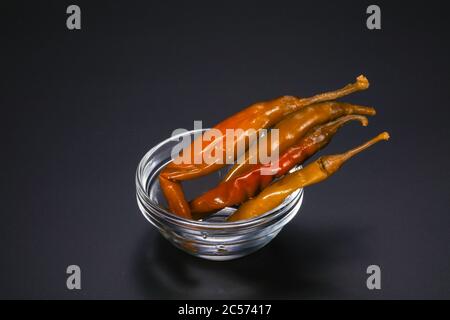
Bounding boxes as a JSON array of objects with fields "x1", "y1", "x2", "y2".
[
  {"x1": 379, "y1": 131, "x2": 390, "y2": 140},
  {"x1": 356, "y1": 75, "x2": 369, "y2": 89}
]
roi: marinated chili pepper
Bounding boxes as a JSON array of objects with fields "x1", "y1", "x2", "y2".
[
  {"x1": 158, "y1": 176, "x2": 191, "y2": 219},
  {"x1": 190, "y1": 115, "x2": 368, "y2": 218},
  {"x1": 228, "y1": 132, "x2": 390, "y2": 222},
  {"x1": 160, "y1": 76, "x2": 370, "y2": 217},
  {"x1": 222, "y1": 102, "x2": 376, "y2": 182}
]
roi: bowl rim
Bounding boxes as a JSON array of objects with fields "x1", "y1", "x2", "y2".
[{"x1": 136, "y1": 128, "x2": 303, "y2": 230}]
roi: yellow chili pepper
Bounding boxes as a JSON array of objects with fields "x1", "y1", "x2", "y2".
[{"x1": 228, "y1": 132, "x2": 390, "y2": 222}]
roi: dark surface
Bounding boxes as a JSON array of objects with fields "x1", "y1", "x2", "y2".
[{"x1": 1, "y1": 1, "x2": 449, "y2": 299}]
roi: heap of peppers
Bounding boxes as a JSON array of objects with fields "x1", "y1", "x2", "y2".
[{"x1": 158, "y1": 75, "x2": 389, "y2": 221}]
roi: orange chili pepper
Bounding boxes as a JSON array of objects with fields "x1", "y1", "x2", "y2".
[
  {"x1": 158, "y1": 176, "x2": 191, "y2": 219},
  {"x1": 162, "y1": 76, "x2": 369, "y2": 182},
  {"x1": 228, "y1": 132, "x2": 390, "y2": 222}
]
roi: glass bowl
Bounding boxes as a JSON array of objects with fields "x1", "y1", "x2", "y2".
[{"x1": 136, "y1": 129, "x2": 304, "y2": 261}]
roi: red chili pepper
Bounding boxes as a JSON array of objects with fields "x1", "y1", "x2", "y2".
[
  {"x1": 222, "y1": 102, "x2": 375, "y2": 182},
  {"x1": 190, "y1": 114, "x2": 369, "y2": 217}
]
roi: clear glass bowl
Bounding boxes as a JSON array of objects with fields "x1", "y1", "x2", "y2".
[{"x1": 136, "y1": 129, "x2": 304, "y2": 261}]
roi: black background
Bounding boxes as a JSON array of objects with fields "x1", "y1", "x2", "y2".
[{"x1": 1, "y1": 1, "x2": 449, "y2": 299}]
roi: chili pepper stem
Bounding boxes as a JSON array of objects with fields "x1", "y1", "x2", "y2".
[
  {"x1": 319, "y1": 132, "x2": 390, "y2": 176},
  {"x1": 341, "y1": 132, "x2": 390, "y2": 162},
  {"x1": 331, "y1": 114, "x2": 368, "y2": 128},
  {"x1": 299, "y1": 75, "x2": 369, "y2": 106}
]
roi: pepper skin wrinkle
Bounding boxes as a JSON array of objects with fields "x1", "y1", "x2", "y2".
[
  {"x1": 158, "y1": 76, "x2": 370, "y2": 218},
  {"x1": 228, "y1": 132, "x2": 390, "y2": 222},
  {"x1": 190, "y1": 115, "x2": 369, "y2": 218}
]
